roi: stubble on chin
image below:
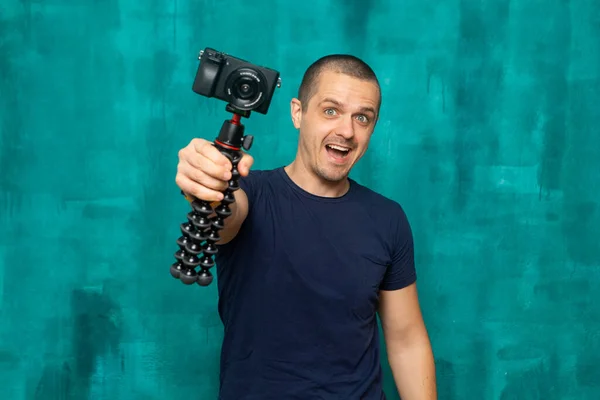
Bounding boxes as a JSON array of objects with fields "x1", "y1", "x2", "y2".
[{"x1": 313, "y1": 162, "x2": 348, "y2": 183}]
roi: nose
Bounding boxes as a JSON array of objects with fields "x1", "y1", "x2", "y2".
[{"x1": 335, "y1": 115, "x2": 355, "y2": 140}]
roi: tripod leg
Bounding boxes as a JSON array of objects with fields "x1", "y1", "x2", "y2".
[
  {"x1": 170, "y1": 146, "x2": 243, "y2": 286},
  {"x1": 171, "y1": 108, "x2": 248, "y2": 287}
]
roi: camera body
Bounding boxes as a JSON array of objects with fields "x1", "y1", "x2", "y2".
[{"x1": 192, "y1": 48, "x2": 281, "y2": 115}]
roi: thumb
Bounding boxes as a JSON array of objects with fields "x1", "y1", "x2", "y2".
[{"x1": 237, "y1": 152, "x2": 254, "y2": 176}]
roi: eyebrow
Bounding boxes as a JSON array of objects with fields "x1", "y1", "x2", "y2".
[{"x1": 319, "y1": 97, "x2": 376, "y2": 115}]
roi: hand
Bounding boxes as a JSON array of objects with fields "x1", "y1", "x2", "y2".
[{"x1": 175, "y1": 138, "x2": 254, "y2": 202}]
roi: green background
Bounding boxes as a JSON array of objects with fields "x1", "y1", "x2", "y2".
[{"x1": 1, "y1": 0, "x2": 599, "y2": 399}]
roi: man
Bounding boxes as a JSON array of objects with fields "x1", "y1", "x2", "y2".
[{"x1": 176, "y1": 54, "x2": 437, "y2": 399}]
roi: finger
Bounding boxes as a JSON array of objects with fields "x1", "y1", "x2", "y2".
[
  {"x1": 179, "y1": 163, "x2": 229, "y2": 192},
  {"x1": 197, "y1": 141, "x2": 232, "y2": 170},
  {"x1": 185, "y1": 152, "x2": 231, "y2": 182},
  {"x1": 184, "y1": 144, "x2": 216, "y2": 169},
  {"x1": 237, "y1": 153, "x2": 254, "y2": 176},
  {"x1": 175, "y1": 174, "x2": 224, "y2": 202},
  {"x1": 183, "y1": 148, "x2": 204, "y2": 169}
]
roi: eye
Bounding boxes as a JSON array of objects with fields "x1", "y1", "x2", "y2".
[
  {"x1": 324, "y1": 108, "x2": 337, "y2": 116},
  {"x1": 356, "y1": 114, "x2": 369, "y2": 123}
]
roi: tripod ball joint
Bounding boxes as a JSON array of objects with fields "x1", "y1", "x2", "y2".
[{"x1": 170, "y1": 110, "x2": 249, "y2": 287}]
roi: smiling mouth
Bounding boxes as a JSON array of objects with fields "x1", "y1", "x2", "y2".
[{"x1": 325, "y1": 144, "x2": 352, "y2": 162}]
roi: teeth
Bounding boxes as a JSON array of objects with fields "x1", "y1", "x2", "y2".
[{"x1": 327, "y1": 144, "x2": 349, "y2": 152}]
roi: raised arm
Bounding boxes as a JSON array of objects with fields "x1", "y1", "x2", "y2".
[{"x1": 175, "y1": 138, "x2": 254, "y2": 244}]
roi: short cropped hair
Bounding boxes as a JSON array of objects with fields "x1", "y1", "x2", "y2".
[{"x1": 297, "y1": 54, "x2": 381, "y2": 111}]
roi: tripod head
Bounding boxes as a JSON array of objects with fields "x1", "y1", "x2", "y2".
[
  {"x1": 215, "y1": 104, "x2": 254, "y2": 151},
  {"x1": 170, "y1": 48, "x2": 281, "y2": 287}
]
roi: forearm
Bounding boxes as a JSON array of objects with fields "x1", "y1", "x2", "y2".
[
  {"x1": 214, "y1": 188, "x2": 249, "y2": 244},
  {"x1": 386, "y1": 331, "x2": 437, "y2": 399}
]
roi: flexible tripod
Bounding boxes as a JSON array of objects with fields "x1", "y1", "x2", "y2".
[{"x1": 170, "y1": 104, "x2": 253, "y2": 286}]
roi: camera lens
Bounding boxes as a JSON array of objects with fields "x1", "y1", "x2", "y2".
[
  {"x1": 233, "y1": 77, "x2": 257, "y2": 100},
  {"x1": 225, "y1": 68, "x2": 267, "y2": 110}
]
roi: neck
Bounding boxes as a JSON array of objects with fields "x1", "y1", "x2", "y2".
[{"x1": 284, "y1": 158, "x2": 350, "y2": 198}]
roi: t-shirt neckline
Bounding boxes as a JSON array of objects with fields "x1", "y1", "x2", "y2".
[{"x1": 276, "y1": 166, "x2": 356, "y2": 203}]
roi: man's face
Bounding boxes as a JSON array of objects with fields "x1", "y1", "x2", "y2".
[{"x1": 290, "y1": 70, "x2": 380, "y2": 183}]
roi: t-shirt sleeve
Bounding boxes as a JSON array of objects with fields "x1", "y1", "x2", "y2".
[
  {"x1": 237, "y1": 170, "x2": 261, "y2": 210},
  {"x1": 380, "y1": 204, "x2": 417, "y2": 291},
  {"x1": 214, "y1": 170, "x2": 261, "y2": 253}
]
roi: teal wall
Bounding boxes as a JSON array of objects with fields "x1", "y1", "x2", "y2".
[{"x1": 1, "y1": 0, "x2": 599, "y2": 399}]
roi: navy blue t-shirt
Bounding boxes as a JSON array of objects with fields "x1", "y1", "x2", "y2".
[{"x1": 214, "y1": 167, "x2": 416, "y2": 399}]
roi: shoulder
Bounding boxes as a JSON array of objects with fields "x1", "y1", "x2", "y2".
[
  {"x1": 349, "y1": 179, "x2": 413, "y2": 244},
  {"x1": 350, "y1": 179, "x2": 410, "y2": 222},
  {"x1": 237, "y1": 167, "x2": 282, "y2": 210},
  {"x1": 238, "y1": 167, "x2": 279, "y2": 190},
  {"x1": 240, "y1": 168, "x2": 279, "y2": 184},
  {"x1": 349, "y1": 181, "x2": 416, "y2": 287}
]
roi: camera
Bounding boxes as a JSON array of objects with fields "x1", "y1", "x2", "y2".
[{"x1": 192, "y1": 47, "x2": 281, "y2": 115}]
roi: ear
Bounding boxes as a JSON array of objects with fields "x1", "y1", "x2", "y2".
[{"x1": 290, "y1": 98, "x2": 302, "y2": 129}]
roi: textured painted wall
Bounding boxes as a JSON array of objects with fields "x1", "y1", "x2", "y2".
[{"x1": 1, "y1": 0, "x2": 599, "y2": 399}]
